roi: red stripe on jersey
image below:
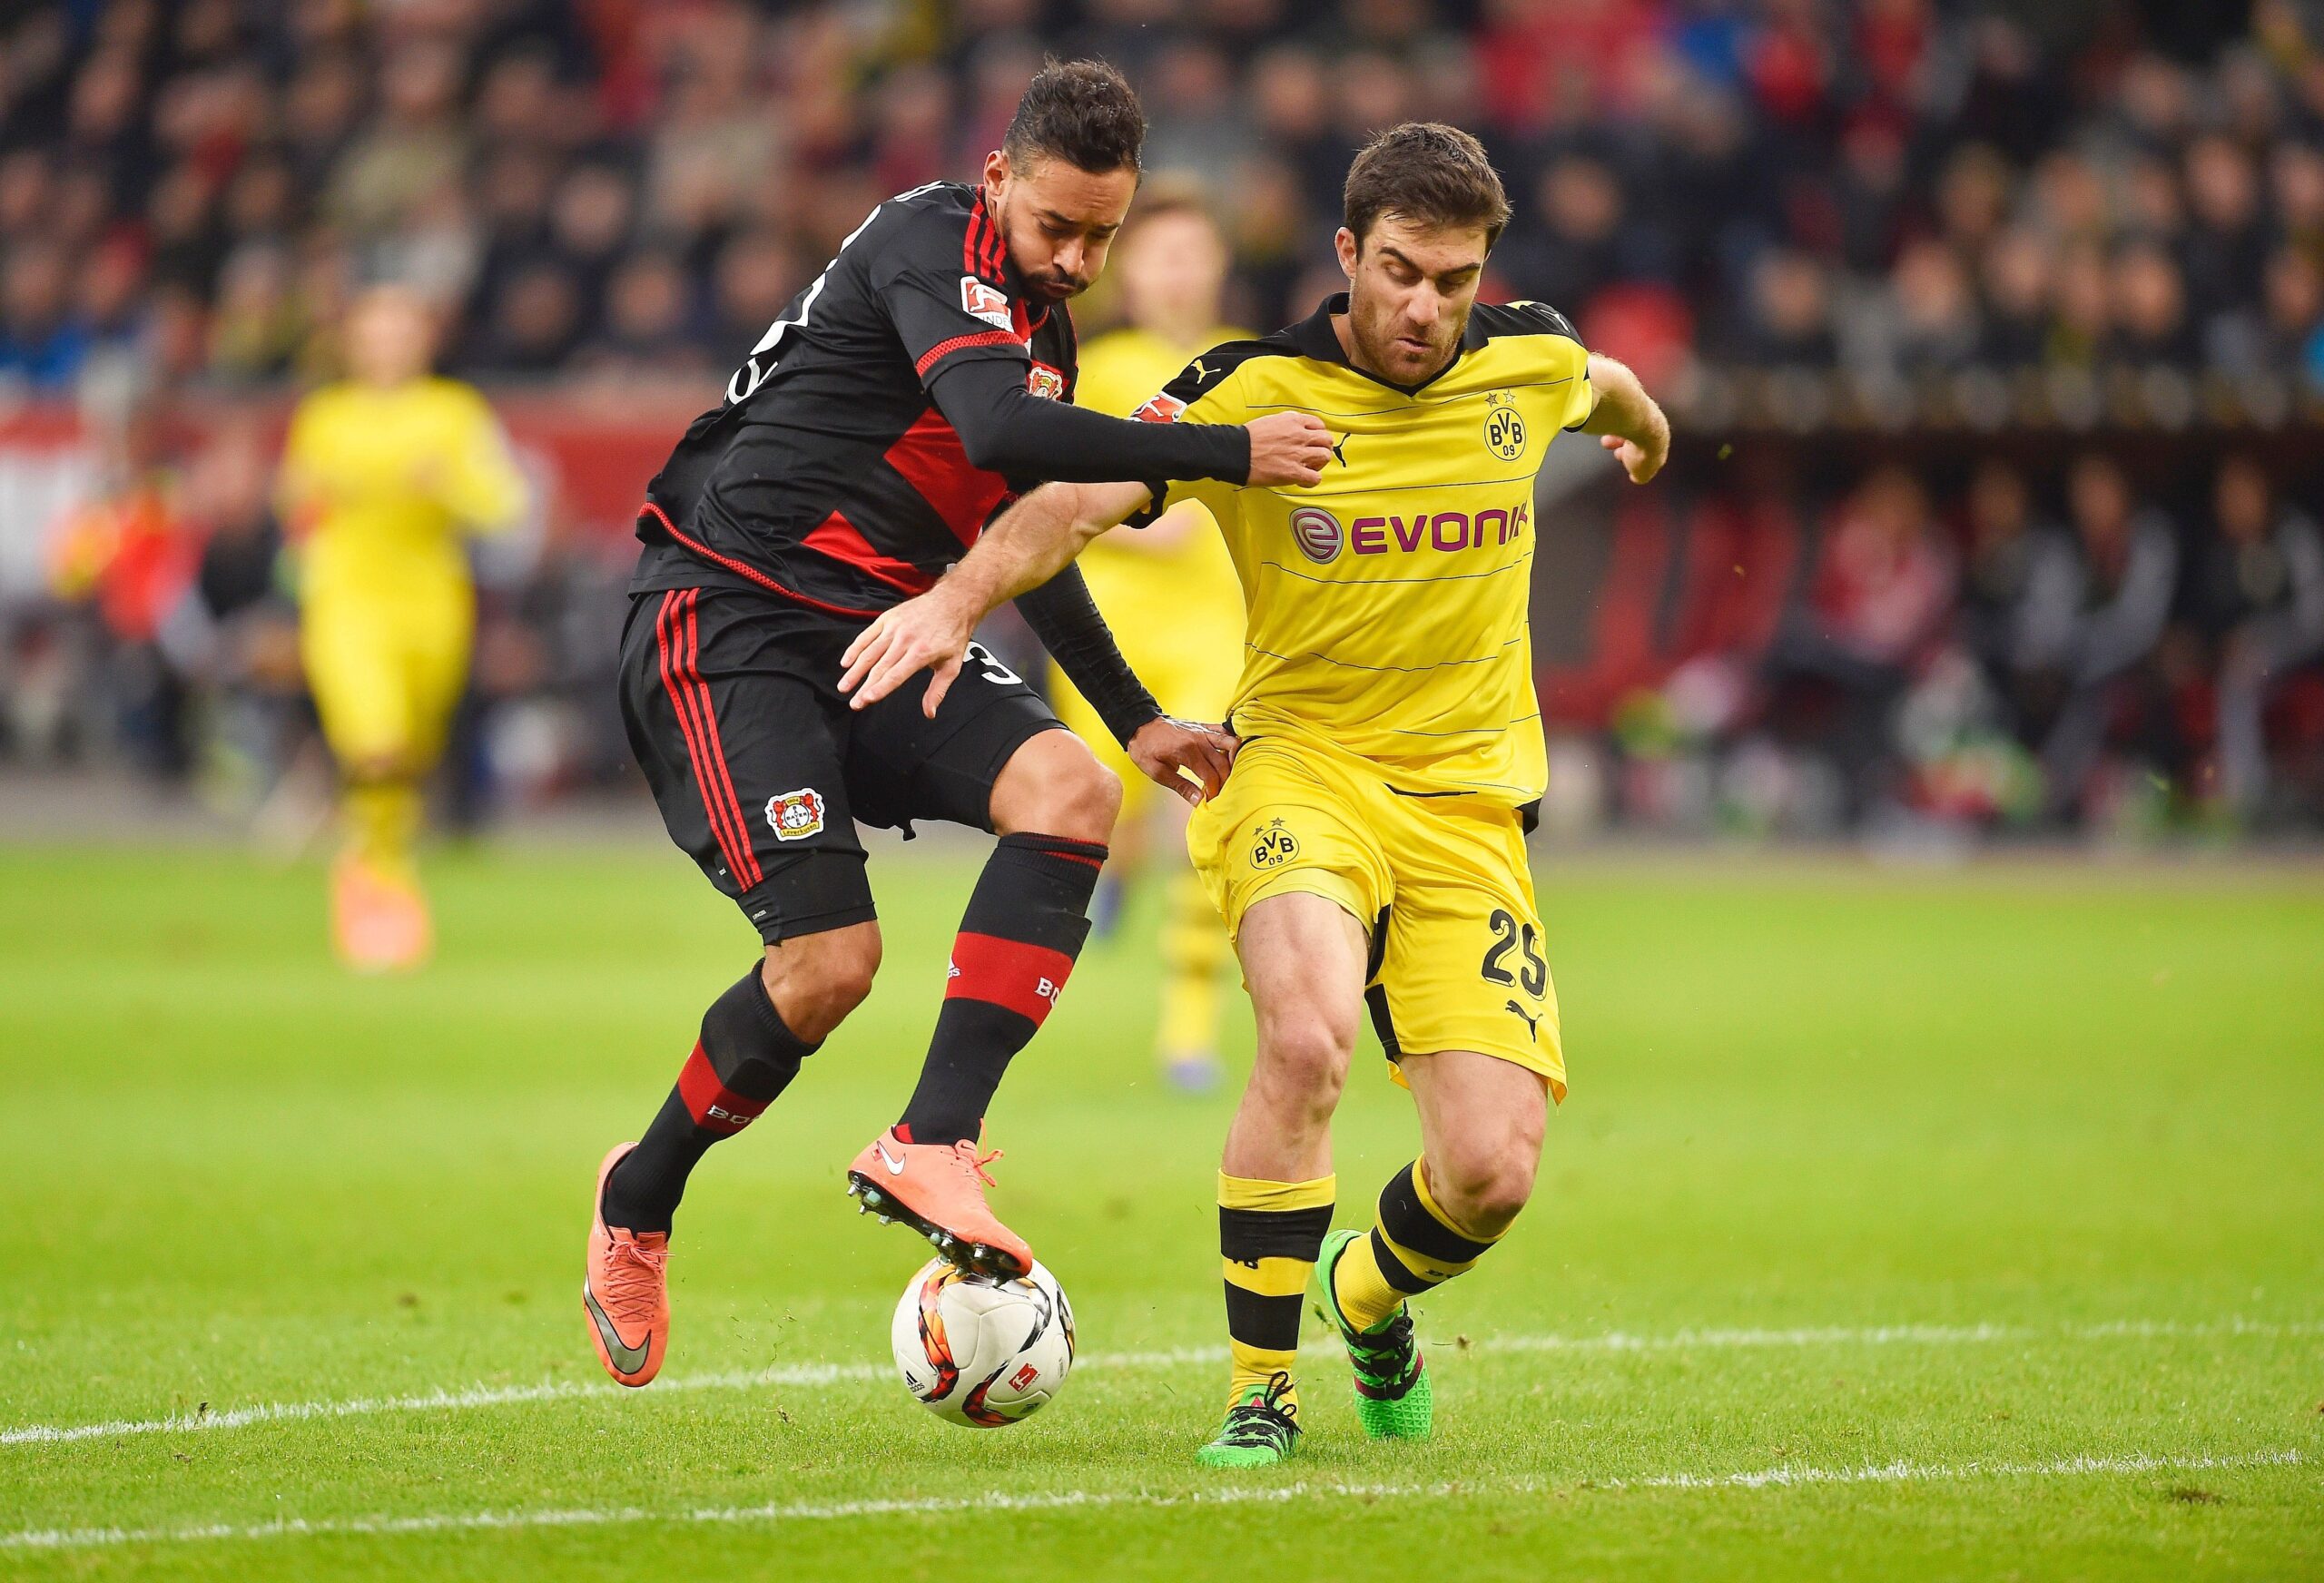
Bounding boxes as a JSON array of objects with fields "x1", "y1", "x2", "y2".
[
  {"x1": 655, "y1": 592, "x2": 758, "y2": 890},
  {"x1": 945, "y1": 932, "x2": 1078, "y2": 1027},
  {"x1": 882, "y1": 408, "x2": 1010, "y2": 546},
  {"x1": 800, "y1": 511, "x2": 936, "y2": 595},
  {"x1": 913, "y1": 329, "x2": 1022, "y2": 379},
  {"x1": 676, "y1": 1041, "x2": 770, "y2": 1135},
  {"x1": 679, "y1": 591, "x2": 762, "y2": 888},
  {"x1": 638, "y1": 502, "x2": 889, "y2": 621}
]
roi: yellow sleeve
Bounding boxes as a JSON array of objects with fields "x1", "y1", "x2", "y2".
[
  {"x1": 1132, "y1": 356, "x2": 1252, "y2": 526},
  {"x1": 434, "y1": 385, "x2": 529, "y2": 535},
  {"x1": 1549, "y1": 332, "x2": 1596, "y2": 432},
  {"x1": 1502, "y1": 301, "x2": 1597, "y2": 431}
]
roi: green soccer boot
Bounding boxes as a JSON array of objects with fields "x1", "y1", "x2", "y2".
[
  {"x1": 1193, "y1": 1371, "x2": 1302, "y2": 1468},
  {"x1": 1315, "y1": 1227, "x2": 1433, "y2": 1440}
]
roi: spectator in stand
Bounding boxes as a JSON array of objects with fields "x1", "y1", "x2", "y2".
[
  {"x1": 1978, "y1": 226, "x2": 2053, "y2": 366},
  {"x1": 572, "y1": 251, "x2": 708, "y2": 382},
  {"x1": 2252, "y1": 246, "x2": 2324, "y2": 387},
  {"x1": 1957, "y1": 459, "x2": 2077, "y2": 739},
  {"x1": 0, "y1": 239, "x2": 91, "y2": 393},
  {"x1": 1741, "y1": 249, "x2": 1837, "y2": 366},
  {"x1": 2034, "y1": 454, "x2": 2181, "y2": 821},
  {"x1": 2107, "y1": 242, "x2": 2195, "y2": 370},
  {"x1": 2197, "y1": 456, "x2": 2324, "y2": 817},
  {"x1": 463, "y1": 260, "x2": 583, "y2": 377},
  {"x1": 1758, "y1": 465, "x2": 1955, "y2": 817}
]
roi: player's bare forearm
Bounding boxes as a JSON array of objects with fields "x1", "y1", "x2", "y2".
[
  {"x1": 836, "y1": 479, "x2": 1151, "y2": 712},
  {"x1": 1579, "y1": 353, "x2": 1669, "y2": 484}
]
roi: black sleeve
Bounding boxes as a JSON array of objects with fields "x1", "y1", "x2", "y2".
[
  {"x1": 927, "y1": 356, "x2": 1249, "y2": 487},
  {"x1": 1013, "y1": 564, "x2": 1161, "y2": 746}
]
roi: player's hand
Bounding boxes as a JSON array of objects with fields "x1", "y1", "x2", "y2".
[
  {"x1": 837, "y1": 588, "x2": 979, "y2": 715},
  {"x1": 1243, "y1": 412, "x2": 1334, "y2": 488},
  {"x1": 1128, "y1": 716, "x2": 1240, "y2": 806},
  {"x1": 1600, "y1": 415, "x2": 1669, "y2": 485}
]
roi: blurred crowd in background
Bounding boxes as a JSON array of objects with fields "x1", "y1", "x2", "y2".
[{"x1": 5, "y1": 0, "x2": 2323, "y2": 841}]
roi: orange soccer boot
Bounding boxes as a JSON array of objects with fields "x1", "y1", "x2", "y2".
[
  {"x1": 330, "y1": 854, "x2": 431, "y2": 974},
  {"x1": 846, "y1": 1127, "x2": 1032, "y2": 1277},
  {"x1": 582, "y1": 1144, "x2": 669, "y2": 1387}
]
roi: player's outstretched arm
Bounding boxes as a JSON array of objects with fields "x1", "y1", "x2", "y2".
[
  {"x1": 838, "y1": 479, "x2": 1153, "y2": 713},
  {"x1": 1579, "y1": 353, "x2": 1670, "y2": 485}
]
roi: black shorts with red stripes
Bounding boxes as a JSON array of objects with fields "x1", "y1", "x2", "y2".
[{"x1": 617, "y1": 585, "x2": 1060, "y2": 943}]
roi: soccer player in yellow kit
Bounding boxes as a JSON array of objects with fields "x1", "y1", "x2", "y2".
[
  {"x1": 1054, "y1": 193, "x2": 1251, "y2": 1091},
  {"x1": 838, "y1": 123, "x2": 1670, "y2": 1466},
  {"x1": 278, "y1": 285, "x2": 529, "y2": 971}
]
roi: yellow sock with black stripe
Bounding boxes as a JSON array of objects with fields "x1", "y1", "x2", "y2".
[
  {"x1": 1219, "y1": 1170, "x2": 1334, "y2": 1416},
  {"x1": 1157, "y1": 870, "x2": 1226, "y2": 1060},
  {"x1": 1331, "y1": 1157, "x2": 1502, "y2": 1332}
]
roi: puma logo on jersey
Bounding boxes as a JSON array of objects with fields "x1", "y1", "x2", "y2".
[{"x1": 1505, "y1": 999, "x2": 1541, "y2": 1039}]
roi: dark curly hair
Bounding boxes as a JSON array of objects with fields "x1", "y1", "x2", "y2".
[{"x1": 1002, "y1": 58, "x2": 1146, "y2": 176}]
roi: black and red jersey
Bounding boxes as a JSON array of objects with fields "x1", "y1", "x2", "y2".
[{"x1": 632, "y1": 182, "x2": 1079, "y2": 617}]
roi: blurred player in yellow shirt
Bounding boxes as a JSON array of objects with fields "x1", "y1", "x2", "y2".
[
  {"x1": 278, "y1": 286, "x2": 528, "y2": 971},
  {"x1": 1053, "y1": 192, "x2": 1249, "y2": 1091}
]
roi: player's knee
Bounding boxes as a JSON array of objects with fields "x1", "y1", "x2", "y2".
[
  {"x1": 1254, "y1": 1013, "x2": 1354, "y2": 1115},
  {"x1": 1041, "y1": 754, "x2": 1121, "y2": 844},
  {"x1": 991, "y1": 732, "x2": 1120, "y2": 843},
  {"x1": 761, "y1": 928, "x2": 881, "y2": 1041},
  {"x1": 1431, "y1": 1130, "x2": 1540, "y2": 1235}
]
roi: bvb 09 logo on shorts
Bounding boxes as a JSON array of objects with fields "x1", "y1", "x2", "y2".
[
  {"x1": 1249, "y1": 817, "x2": 1300, "y2": 870},
  {"x1": 1289, "y1": 506, "x2": 1342, "y2": 564}
]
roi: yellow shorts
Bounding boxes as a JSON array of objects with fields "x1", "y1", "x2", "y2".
[
  {"x1": 300, "y1": 589, "x2": 473, "y2": 771},
  {"x1": 1187, "y1": 736, "x2": 1564, "y2": 1098}
]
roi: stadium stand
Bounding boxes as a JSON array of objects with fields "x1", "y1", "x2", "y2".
[{"x1": 2, "y1": 0, "x2": 2320, "y2": 834}]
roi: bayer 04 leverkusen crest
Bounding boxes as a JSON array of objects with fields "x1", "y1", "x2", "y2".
[{"x1": 765, "y1": 788, "x2": 827, "y2": 841}]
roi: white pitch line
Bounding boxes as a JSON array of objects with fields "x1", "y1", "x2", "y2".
[
  {"x1": 0, "y1": 1450, "x2": 2302, "y2": 1552},
  {"x1": 5, "y1": 1316, "x2": 2316, "y2": 1450}
]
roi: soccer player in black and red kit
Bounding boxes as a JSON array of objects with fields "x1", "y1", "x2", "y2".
[{"x1": 582, "y1": 60, "x2": 1334, "y2": 1387}]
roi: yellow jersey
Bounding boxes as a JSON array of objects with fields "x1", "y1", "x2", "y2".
[
  {"x1": 281, "y1": 377, "x2": 527, "y2": 607},
  {"x1": 1070, "y1": 324, "x2": 1249, "y2": 624},
  {"x1": 1141, "y1": 293, "x2": 1595, "y2": 806}
]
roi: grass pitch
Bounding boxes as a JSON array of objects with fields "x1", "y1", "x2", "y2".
[{"x1": 1, "y1": 837, "x2": 2319, "y2": 1579}]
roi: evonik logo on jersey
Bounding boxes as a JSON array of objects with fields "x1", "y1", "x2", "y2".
[
  {"x1": 960, "y1": 276, "x2": 1013, "y2": 330},
  {"x1": 1348, "y1": 500, "x2": 1531, "y2": 556}
]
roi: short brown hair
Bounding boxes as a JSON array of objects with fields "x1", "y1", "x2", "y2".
[
  {"x1": 1003, "y1": 58, "x2": 1146, "y2": 176},
  {"x1": 1343, "y1": 122, "x2": 1512, "y2": 251}
]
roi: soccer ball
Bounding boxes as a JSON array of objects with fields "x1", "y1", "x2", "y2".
[{"x1": 891, "y1": 1256, "x2": 1075, "y2": 1427}]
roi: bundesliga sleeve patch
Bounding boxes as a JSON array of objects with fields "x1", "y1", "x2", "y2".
[
  {"x1": 959, "y1": 276, "x2": 1013, "y2": 330},
  {"x1": 765, "y1": 788, "x2": 827, "y2": 841},
  {"x1": 1133, "y1": 392, "x2": 1186, "y2": 423}
]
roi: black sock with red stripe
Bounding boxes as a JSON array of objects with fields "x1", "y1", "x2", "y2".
[
  {"x1": 897, "y1": 832, "x2": 1107, "y2": 1146},
  {"x1": 603, "y1": 965, "x2": 818, "y2": 1234}
]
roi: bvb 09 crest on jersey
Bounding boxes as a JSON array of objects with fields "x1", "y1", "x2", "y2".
[{"x1": 1484, "y1": 392, "x2": 1528, "y2": 461}]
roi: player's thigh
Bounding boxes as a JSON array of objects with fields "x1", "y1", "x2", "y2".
[
  {"x1": 1372, "y1": 805, "x2": 1566, "y2": 1101},
  {"x1": 399, "y1": 597, "x2": 476, "y2": 767},
  {"x1": 1235, "y1": 888, "x2": 1371, "y2": 1080},
  {"x1": 301, "y1": 601, "x2": 417, "y2": 767},
  {"x1": 617, "y1": 588, "x2": 873, "y2": 944},
  {"x1": 846, "y1": 639, "x2": 1064, "y2": 835},
  {"x1": 1184, "y1": 738, "x2": 1393, "y2": 952}
]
